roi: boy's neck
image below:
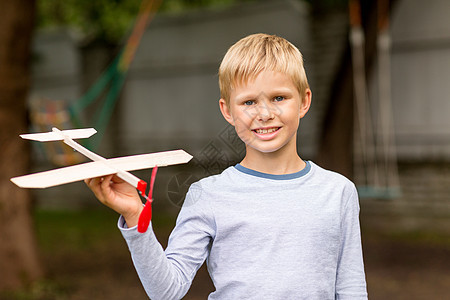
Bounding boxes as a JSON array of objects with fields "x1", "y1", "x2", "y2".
[{"x1": 240, "y1": 146, "x2": 306, "y2": 175}]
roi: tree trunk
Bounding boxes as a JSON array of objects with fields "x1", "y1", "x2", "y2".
[{"x1": 0, "y1": 0, "x2": 42, "y2": 290}]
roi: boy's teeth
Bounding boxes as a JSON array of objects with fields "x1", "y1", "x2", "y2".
[{"x1": 256, "y1": 128, "x2": 277, "y2": 134}]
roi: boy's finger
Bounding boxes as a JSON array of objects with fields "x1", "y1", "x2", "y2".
[
  {"x1": 110, "y1": 174, "x2": 125, "y2": 184},
  {"x1": 85, "y1": 176, "x2": 101, "y2": 188},
  {"x1": 100, "y1": 174, "x2": 114, "y2": 190},
  {"x1": 84, "y1": 177, "x2": 107, "y2": 202}
]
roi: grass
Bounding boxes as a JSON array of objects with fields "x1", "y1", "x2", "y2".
[
  {"x1": 1, "y1": 208, "x2": 178, "y2": 300},
  {"x1": 35, "y1": 208, "x2": 120, "y2": 253}
]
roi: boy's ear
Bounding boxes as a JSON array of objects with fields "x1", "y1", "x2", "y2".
[
  {"x1": 299, "y1": 89, "x2": 312, "y2": 119},
  {"x1": 219, "y1": 98, "x2": 235, "y2": 126}
]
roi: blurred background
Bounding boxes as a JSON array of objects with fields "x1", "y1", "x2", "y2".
[{"x1": 0, "y1": 0, "x2": 449, "y2": 299}]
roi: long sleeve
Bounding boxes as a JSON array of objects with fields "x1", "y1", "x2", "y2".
[
  {"x1": 335, "y1": 185, "x2": 368, "y2": 299},
  {"x1": 118, "y1": 163, "x2": 368, "y2": 299},
  {"x1": 119, "y1": 184, "x2": 215, "y2": 300}
]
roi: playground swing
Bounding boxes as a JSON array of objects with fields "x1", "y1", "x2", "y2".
[
  {"x1": 29, "y1": 0, "x2": 161, "y2": 166},
  {"x1": 349, "y1": 0, "x2": 401, "y2": 199}
]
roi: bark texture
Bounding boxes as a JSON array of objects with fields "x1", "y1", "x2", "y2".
[{"x1": 0, "y1": 0, "x2": 43, "y2": 289}]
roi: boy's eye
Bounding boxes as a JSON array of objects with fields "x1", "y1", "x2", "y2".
[
  {"x1": 274, "y1": 96, "x2": 285, "y2": 102},
  {"x1": 244, "y1": 100, "x2": 255, "y2": 105}
]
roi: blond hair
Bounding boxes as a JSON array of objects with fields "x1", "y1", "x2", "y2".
[{"x1": 219, "y1": 33, "x2": 309, "y2": 104}]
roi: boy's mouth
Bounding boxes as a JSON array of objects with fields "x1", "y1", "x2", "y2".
[{"x1": 252, "y1": 127, "x2": 280, "y2": 134}]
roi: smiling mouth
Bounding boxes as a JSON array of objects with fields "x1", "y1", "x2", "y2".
[{"x1": 253, "y1": 127, "x2": 280, "y2": 134}]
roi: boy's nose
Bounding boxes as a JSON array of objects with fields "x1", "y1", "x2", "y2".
[{"x1": 256, "y1": 102, "x2": 275, "y2": 122}]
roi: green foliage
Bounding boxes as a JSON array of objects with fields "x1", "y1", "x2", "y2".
[
  {"x1": 37, "y1": 0, "x2": 255, "y2": 43},
  {"x1": 38, "y1": 0, "x2": 142, "y2": 43},
  {"x1": 161, "y1": 0, "x2": 249, "y2": 13},
  {"x1": 304, "y1": 0, "x2": 349, "y2": 11}
]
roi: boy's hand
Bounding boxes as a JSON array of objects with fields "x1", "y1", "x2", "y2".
[{"x1": 85, "y1": 174, "x2": 143, "y2": 228}]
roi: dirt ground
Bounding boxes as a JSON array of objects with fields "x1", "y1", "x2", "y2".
[
  {"x1": 2, "y1": 209, "x2": 449, "y2": 300},
  {"x1": 361, "y1": 232, "x2": 450, "y2": 300}
]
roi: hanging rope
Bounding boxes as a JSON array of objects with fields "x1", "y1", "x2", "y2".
[
  {"x1": 349, "y1": 0, "x2": 379, "y2": 192},
  {"x1": 348, "y1": 0, "x2": 400, "y2": 199},
  {"x1": 119, "y1": 0, "x2": 162, "y2": 72},
  {"x1": 376, "y1": 0, "x2": 401, "y2": 197}
]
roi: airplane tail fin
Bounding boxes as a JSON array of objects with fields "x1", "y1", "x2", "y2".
[{"x1": 20, "y1": 128, "x2": 97, "y2": 142}]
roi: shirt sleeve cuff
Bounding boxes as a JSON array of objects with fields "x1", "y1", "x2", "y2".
[{"x1": 117, "y1": 215, "x2": 143, "y2": 238}]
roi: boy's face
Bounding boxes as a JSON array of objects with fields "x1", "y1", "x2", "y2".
[{"x1": 219, "y1": 70, "x2": 311, "y2": 155}]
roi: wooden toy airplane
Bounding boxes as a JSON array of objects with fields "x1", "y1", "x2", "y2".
[{"x1": 11, "y1": 127, "x2": 193, "y2": 232}]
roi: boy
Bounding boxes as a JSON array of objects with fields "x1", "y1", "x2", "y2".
[{"x1": 86, "y1": 33, "x2": 368, "y2": 299}]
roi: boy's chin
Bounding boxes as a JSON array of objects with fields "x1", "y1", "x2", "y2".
[
  {"x1": 245, "y1": 137, "x2": 298, "y2": 155},
  {"x1": 246, "y1": 143, "x2": 284, "y2": 154}
]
